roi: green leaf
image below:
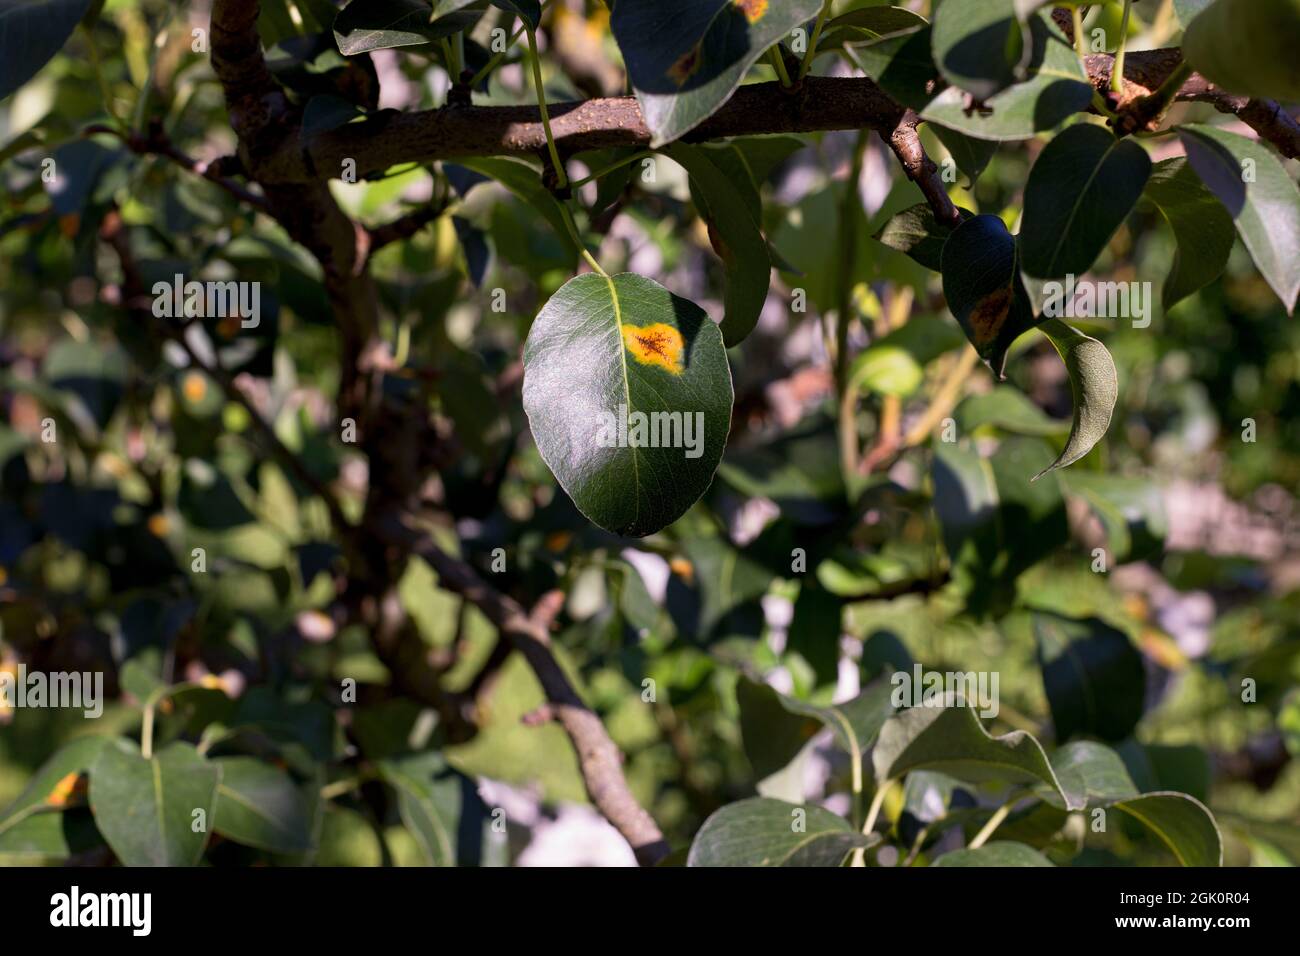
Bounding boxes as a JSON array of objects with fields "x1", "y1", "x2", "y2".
[
  {"x1": 610, "y1": 0, "x2": 824, "y2": 147},
  {"x1": 88, "y1": 740, "x2": 220, "y2": 866},
  {"x1": 687, "y1": 797, "x2": 871, "y2": 866},
  {"x1": 684, "y1": 535, "x2": 773, "y2": 637},
  {"x1": 817, "y1": 5, "x2": 928, "y2": 51},
  {"x1": 850, "y1": 314, "x2": 968, "y2": 398},
  {"x1": 1032, "y1": 319, "x2": 1118, "y2": 479},
  {"x1": 212, "y1": 757, "x2": 313, "y2": 853},
  {"x1": 522, "y1": 272, "x2": 733, "y2": 537},
  {"x1": 873, "y1": 202, "x2": 974, "y2": 271},
  {"x1": 932, "y1": 841, "x2": 1055, "y2": 866},
  {"x1": 378, "y1": 751, "x2": 484, "y2": 866},
  {"x1": 0, "y1": 0, "x2": 92, "y2": 102},
  {"x1": 1141, "y1": 157, "x2": 1234, "y2": 310},
  {"x1": 1179, "y1": 124, "x2": 1300, "y2": 313},
  {"x1": 873, "y1": 699, "x2": 1081, "y2": 809},
  {"x1": 1034, "y1": 611, "x2": 1145, "y2": 743},
  {"x1": 920, "y1": 14, "x2": 1092, "y2": 142},
  {"x1": 1183, "y1": 0, "x2": 1300, "y2": 102},
  {"x1": 956, "y1": 386, "x2": 1068, "y2": 437},
  {"x1": 1059, "y1": 471, "x2": 1167, "y2": 562},
  {"x1": 931, "y1": 126, "x2": 998, "y2": 185},
  {"x1": 665, "y1": 143, "x2": 771, "y2": 347},
  {"x1": 1045, "y1": 740, "x2": 1140, "y2": 810},
  {"x1": 940, "y1": 214, "x2": 1037, "y2": 377},
  {"x1": 931, "y1": 0, "x2": 1022, "y2": 102},
  {"x1": 844, "y1": 25, "x2": 939, "y2": 112},
  {"x1": 0, "y1": 736, "x2": 104, "y2": 831},
  {"x1": 1021, "y1": 123, "x2": 1152, "y2": 279},
  {"x1": 1112, "y1": 792, "x2": 1223, "y2": 867},
  {"x1": 333, "y1": 0, "x2": 476, "y2": 56},
  {"x1": 737, "y1": 676, "x2": 895, "y2": 779},
  {"x1": 458, "y1": 156, "x2": 580, "y2": 260}
]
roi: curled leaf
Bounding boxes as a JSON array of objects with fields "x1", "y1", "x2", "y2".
[{"x1": 1032, "y1": 319, "x2": 1118, "y2": 480}]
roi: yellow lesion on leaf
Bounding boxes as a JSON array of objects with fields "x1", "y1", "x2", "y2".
[
  {"x1": 967, "y1": 286, "x2": 1012, "y2": 349},
  {"x1": 733, "y1": 0, "x2": 768, "y2": 23},
  {"x1": 621, "y1": 323, "x2": 686, "y2": 375},
  {"x1": 47, "y1": 771, "x2": 84, "y2": 808}
]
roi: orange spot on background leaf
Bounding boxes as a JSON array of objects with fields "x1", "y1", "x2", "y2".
[
  {"x1": 622, "y1": 323, "x2": 686, "y2": 374},
  {"x1": 734, "y1": 0, "x2": 768, "y2": 23}
]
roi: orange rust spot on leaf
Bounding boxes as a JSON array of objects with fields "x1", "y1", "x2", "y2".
[
  {"x1": 668, "y1": 43, "x2": 703, "y2": 85},
  {"x1": 622, "y1": 323, "x2": 685, "y2": 375},
  {"x1": 733, "y1": 0, "x2": 768, "y2": 23},
  {"x1": 967, "y1": 286, "x2": 1012, "y2": 348},
  {"x1": 669, "y1": 557, "x2": 694, "y2": 584},
  {"x1": 47, "y1": 771, "x2": 83, "y2": 807}
]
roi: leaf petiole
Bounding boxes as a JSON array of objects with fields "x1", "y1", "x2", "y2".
[{"x1": 527, "y1": 27, "x2": 568, "y2": 189}]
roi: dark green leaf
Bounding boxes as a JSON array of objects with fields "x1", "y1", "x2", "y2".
[
  {"x1": 1141, "y1": 157, "x2": 1234, "y2": 310},
  {"x1": 458, "y1": 156, "x2": 579, "y2": 259},
  {"x1": 213, "y1": 757, "x2": 313, "y2": 853},
  {"x1": 666, "y1": 142, "x2": 771, "y2": 347},
  {"x1": 433, "y1": 0, "x2": 541, "y2": 31},
  {"x1": 940, "y1": 214, "x2": 1037, "y2": 377},
  {"x1": 0, "y1": 0, "x2": 92, "y2": 101},
  {"x1": 522, "y1": 272, "x2": 733, "y2": 537},
  {"x1": 687, "y1": 797, "x2": 871, "y2": 866},
  {"x1": 873, "y1": 699, "x2": 1081, "y2": 809},
  {"x1": 1032, "y1": 319, "x2": 1118, "y2": 479},
  {"x1": 610, "y1": 0, "x2": 824, "y2": 146},
  {"x1": 1179, "y1": 124, "x2": 1300, "y2": 313},
  {"x1": 932, "y1": 125, "x2": 998, "y2": 185},
  {"x1": 817, "y1": 5, "x2": 928, "y2": 52},
  {"x1": 1021, "y1": 123, "x2": 1151, "y2": 279},
  {"x1": 88, "y1": 740, "x2": 220, "y2": 866},
  {"x1": 1045, "y1": 740, "x2": 1139, "y2": 810},
  {"x1": 873, "y1": 202, "x2": 974, "y2": 271},
  {"x1": 378, "y1": 751, "x2": 485, "y2": 866},
  {"x1": 931, "y1": 0, "x2": 1022, "y2": 102},
  {"x1": 1034, "y1": 610, "x2": 1145, "y2": 743},
  {"x1": 1112, "y1": 792, "x2": 1223, "y2": 867},
  {"x1": 334, "y1": 0, "x2": 476, "y2": 55}
]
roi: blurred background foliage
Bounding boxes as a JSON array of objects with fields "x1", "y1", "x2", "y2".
[{"x1": 0, "y1": 0, "x2": 1297, "y2": 866}]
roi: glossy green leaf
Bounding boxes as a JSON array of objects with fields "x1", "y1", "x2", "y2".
[
  {"x1": 940, "y1": 214, "x2": 1037, "y2": 377},
  {"x1": 932, "y1": 841, "x2": 1055, "y2": 866},
  {"x1": 1179, "y1": 124, "x2": 1300, "y2": 313},
  {"x1": 1032, "y1": 319, "x2": 1118, "y2": 479},
  {"x1": 1021, "y1": 123, "x2": 1152, "y2": 279},
  {"x1": 737, "y1": 676, "x2": 895, "y2": 778},
  {"x1": 920, "y1": 14, "x2": 1092, "y2": 142},
  {"x1": 873, "y1": 699, "x2": 1081, "y2": 809},
  {"x1": 687, "y1": 797, "x2": 871, "y2": 866},
  {"x1": 874, "y1": 202, "x2": 973, "y2": 271},
  {"x1": 0, "y1": 0, "x2": 92, "y2": 101},
  {"x1": 212, "y1": 757, "x2": 313, "y2": 853},
  {"x1": 1141, "y1": 157, "x2": 1234, "y2": 310},
  {"x1": 1045, "y1": 740, "x2": 1140, "y2": 810},
  {"x1": 88, "y1": 740, "x2": 220, "y2": 866},
  {"x1": 610, "y1": 0, "x2": 824, "y2": 146},
  {"x1": 522, "y1": 272, "x2": 733, "y2": 537},
  {"x1": 1113, "y1": 792, "x2": 1223, "y2": 867},
  {"x1": 1034, "y1": 610, "x2": 1144, "y2": 743},
  {"x1": 666, "y1": 143, "x2": 771, "y2": 347},
  {"x1": 1183, "y1": 0, "x2": 1300, "y2": 102},
  {"x1": 931, "y1": 0, "x2": 1022, "y2": 102},
  {"x1": 932, "y1": 126, "x2": 998, "y2": 185},
  {"x1": 334, "y1": 0, "x2": 480, "y2": 55}
]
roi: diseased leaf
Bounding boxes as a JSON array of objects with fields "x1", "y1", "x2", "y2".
[
  {"x1": 687, "y1": 797, "x2": 871, "y2": 866},
  {"x1": 88, "y1": 740, "x2": 220, "y2": 867},
  {"x1": 522, "y1": 272, "x2": 733, "y2": 537},
  {"x1": 1179, "y1": 124, "x2": 1300, "y2": 313},
  {"x1": 666, "y1": 142, "x2": 771, "y2": 347},
  {"x1": 1021, "y1": 123, "x2": 1152, "y2": 280},
  {"x1": 1183, "y1": 0, "x2": 1300, "y2": 102},
  {"x1": 872, "y1": 699, "x2": 1081, "y2": 810},
  {"x1": 940, "y1": 214, "x2": 1037, "y2": 377},
  {"x1": 0, "y1": 736, "x2": 104, "y2": 830},
  {"x1": 213, "y1": 757, "x2": 313, "y2": 853},
  {"x1": 1032, "y1": 319, "x2": 1118, "y2": 479},
  {"x1": 932, "y1": 841, "x2": 1055, "y2": 866},
  {"x1": 874, "y1": 202, "x2": 973, "y2": 271},
  {"x1": 610, "y1": 0, "x2": 824, "y2": 147},
  {"x1": 1034, "y1": 610, "x2": 1145, "y2": 743},
  {"x1": 0, "y1": 0, "x2": 92, "y2": 102},
  {"x1": 1141, "y1": 157, "x2": 1234, "y2": 310}
]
